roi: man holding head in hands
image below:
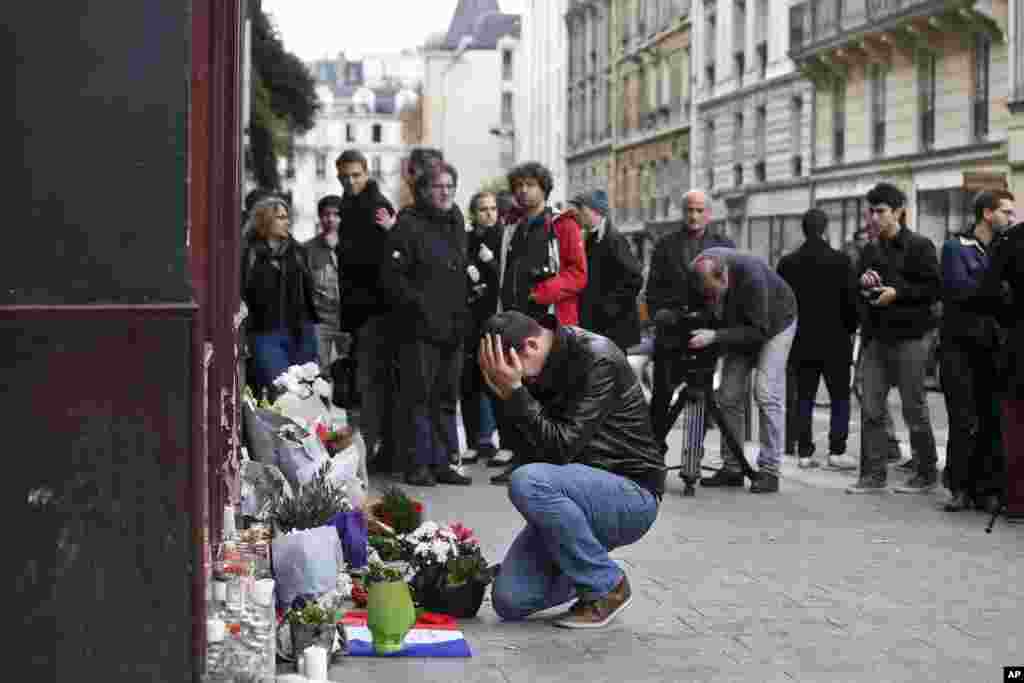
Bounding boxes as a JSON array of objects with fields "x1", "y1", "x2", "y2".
[{"x1": 478, "y1": 311, "x2": 665, "y2": 629}]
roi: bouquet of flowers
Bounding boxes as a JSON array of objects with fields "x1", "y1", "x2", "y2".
[
  {"x1": 273, "y1": 362, "x2": 332, "y2": 403},
  {"x1": 315, "y1": 420, "x2": 354, "y2": 456},
  {"x1": 402, "y1": 521, "x2": 492, "y2": 618}
]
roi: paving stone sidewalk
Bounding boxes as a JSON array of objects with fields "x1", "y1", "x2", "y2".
[{"x1": 317, "y1": 393, "x2": 1022, "y2": 683}]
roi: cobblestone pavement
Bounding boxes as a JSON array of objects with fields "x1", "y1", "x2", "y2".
[{"x1": 324, "y1": 393, "x2": 1023, "y2": 683}]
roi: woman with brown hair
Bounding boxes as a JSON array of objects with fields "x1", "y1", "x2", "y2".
[{"x1": 241, "y1": 196, "x2": 320, "y2": 397}]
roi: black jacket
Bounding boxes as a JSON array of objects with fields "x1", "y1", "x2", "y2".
[
  {"x1": 777, "y1": 237, "x2": 859, "y2": 362},
  {"x1": 381, "y1": 203, "x2": 470, "y2": 348},
  {"x1": 241, "y1": 235, "x2": 320, "y2": 336},
  {"x1": 968, "y1": 223, "x2": 1024, "y2": 398},
  {"x1": 501, "y1": 319, "x2": 667, "y2": 498},
  {"x1": 466, "y1": 222, "x2": 502, "y2": 347},
  {"x1": 578, "y1": 221, "x2": 644, "y2": 352},
  {"x1": 646, "y1": 227, "x2": 735, "y2": 321},
  {"x1": 337, "y1": 179, "x2": 395, "y2": 331},
  {"x1": 857, "y1": 227, "x2": 940, "y2": 342}
]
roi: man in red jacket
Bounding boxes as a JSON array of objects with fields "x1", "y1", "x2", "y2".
[{"x1": 490, "y1": 161, "x2": 588, "y2": 483}]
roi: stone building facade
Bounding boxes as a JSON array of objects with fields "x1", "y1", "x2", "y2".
[
  {"x1": 691, "y1": 0, "x2": 814, "y2": 265},
  {"x1": 791, "y1": 0, "x2": 1011, "y2": 251},
  {"x1": 565, "y1": 0, "x2": 694, "y2": 253}
]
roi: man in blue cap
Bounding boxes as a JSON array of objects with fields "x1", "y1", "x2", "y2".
[{"x1": 572, "y1": 190, "x2": 644, "y2": 353}]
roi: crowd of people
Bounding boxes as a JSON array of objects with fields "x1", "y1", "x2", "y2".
[
  {"x1": 237, "y1": 146, "x2": 1023, "y2": 628},
  {"x1": 239, "y1": 147, "x2": 1023, "y2": 513}
]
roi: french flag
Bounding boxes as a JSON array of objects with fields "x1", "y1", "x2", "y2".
[{"x1": 340, "y1": 611, "x2": 472, "y2": 658}]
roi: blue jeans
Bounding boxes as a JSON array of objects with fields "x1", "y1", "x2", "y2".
[
  {"x1": 477, "y1": 392, "x2": 497, "y2": 447},
  {"x1": 249, "y1": 324, "x2": 318, "y2": 390},
  {"x1": 491, "y1": 463, "x2": 659, "y2": 620}
]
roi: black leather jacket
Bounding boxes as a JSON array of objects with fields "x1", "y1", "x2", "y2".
[{"x1": 500, "y1": 319, "x2": 666, "y2": 498}]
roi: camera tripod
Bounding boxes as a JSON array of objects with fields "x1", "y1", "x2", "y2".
[{"x1": 657, "y1": 377, "x2": 756, "y2": 496}]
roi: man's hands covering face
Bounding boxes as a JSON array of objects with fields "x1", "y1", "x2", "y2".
[{"x1": 478, "y1": 333, "x2": 525, "y2": 400}]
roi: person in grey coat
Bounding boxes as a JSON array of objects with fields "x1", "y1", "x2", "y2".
[{"x1": 689, "y1": 248, "x2": 798, "y2": 493}]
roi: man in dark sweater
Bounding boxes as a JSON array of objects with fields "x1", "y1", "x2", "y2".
[
  {"x1": 479, "y1": 311, "x2": 663, "y2": 629},
  {"x1": 847, "y1": 182, "x2": 941, "y2": 495},
  {"x1": 336, "y1": 150, "x2": 398, "y2": 472},
  {"x1": 777, "y1": 208, "x2": 860, "y2": 470},
  {"x1": 690, "y1": 248, "x2": 798, "y2": 493}
]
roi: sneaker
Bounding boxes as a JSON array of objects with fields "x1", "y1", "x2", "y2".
[
  {"x1": 488, "y1": 449, "x2": 515, "y2": 467},
  {"x1": 553, "y1": 575, "x2": 632, "y2": 629},
  {"x1": 826, "y1": 454, "x2": 858, "y2": 471},
  {"x1": 894, "y1": 475, "x2": 936, "y2": 494},
  {"x1": 458, "y1": 450, "x2": 479, "y2": 464},
  {"x1": 846, "y1": 479, "x2": 889, "y2": 494},
  {"x1": 797, "y1": 457, "x2": 820, "y2": 469}
]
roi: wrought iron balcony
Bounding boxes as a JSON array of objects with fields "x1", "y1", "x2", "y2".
[{"x1": 789, "y1": 0, "x2": 1003, "y2": 74}]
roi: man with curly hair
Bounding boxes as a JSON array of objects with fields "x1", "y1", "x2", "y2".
[{"x1": 491, "y1": 162, "x2": 588, "y2": 484}]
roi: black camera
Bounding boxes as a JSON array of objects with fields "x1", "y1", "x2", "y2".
[
  {"x1": 467, "y1": 282, "x2": 489, "y2": 305},
  {"x1": 653, "y1": 306, "x2": 719, "y2": 387},
  {"x1": 863, "y1": 287, "x2": 883, "y2": 301},
  {"x1": 529, "y1": 264, "x2": 557, "y2": 282}
]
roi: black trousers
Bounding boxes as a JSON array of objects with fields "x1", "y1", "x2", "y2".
[
  {"x1": 793, "y1": 352, "x2": 852, "y2": 456},
  {"x1": 940, "y1": 341, "x2": 1003, "y2": 497},
  {"x1": 396, "y1": 340, "x2": 462, "y2": 469}
]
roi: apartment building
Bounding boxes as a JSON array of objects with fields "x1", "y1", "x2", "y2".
[
  {"x1": 565, "y1": 0, "x2": 615, "y2": 213},
  {"x1": 691, "y1": 0, "x2": 814, "y2": 265},
  {"x1": 791, "y1": 0, "x2": 1011, "y2": 247},
  {"x1": 1007, "y1": 0, "x2": 1023, "y2": 193}
]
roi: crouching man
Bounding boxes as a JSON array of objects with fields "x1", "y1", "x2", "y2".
[{"x1": 478, "y1": 311, "x2": 664, "y2": 629}]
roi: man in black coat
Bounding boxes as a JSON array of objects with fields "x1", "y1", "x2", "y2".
[
  {"x1": 848, "y1": 182, "x2": 941, "y2": 495},
  {"x1": 336, "y1": 150, "x2": 398, "y2": 472},
  {"x1": 573, "y1": 190, "x2": 644, "y2": 353},
  {"x1": 645, "y1": 189, "x2": 735, "y2": 442},
  {"x1": 777, "y1": 208, "x2": 860, "y2": 470},
  {"x1": 381, "y1": 161, "x2": 473, "y2": 487}
]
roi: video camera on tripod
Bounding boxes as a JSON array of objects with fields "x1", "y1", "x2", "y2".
[
  {"x1": 653, "y1": 306, "x2": 720, "y2": 391},
  {"x1": 652, "y1": 305, "x2": 755, "y2": 495}
]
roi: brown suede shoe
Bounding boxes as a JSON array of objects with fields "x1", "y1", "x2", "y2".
[{"x1": 552, "y1": 575, "x2": 632, "y2": 629}]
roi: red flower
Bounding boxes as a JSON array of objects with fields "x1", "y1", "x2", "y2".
[
  {"x1": 413, "y1": 502, "x2": 423, "y2": 513},
  {"x1": 448, "y1": 522, "x2": 476, "y2": 544}
]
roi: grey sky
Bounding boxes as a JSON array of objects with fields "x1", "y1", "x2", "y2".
[{"x1": 263, "y1": 0, "x2": 528, "y2": 62}]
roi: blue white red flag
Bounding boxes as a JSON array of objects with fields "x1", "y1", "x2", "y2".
[{"x1": 341, "y1": 611, "x2": 472, "y2": 658}]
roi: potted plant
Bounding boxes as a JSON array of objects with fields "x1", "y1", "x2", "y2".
[
  {"x1": 404, "y1": 522, "x2": 493, "y2": 619},
  {"x1": 285, "y1": 597, "x2": 338, "y2": 659},
  {"x1": 363, "y1": 561, "x2": 416, "y2": 655},
  {"x1": 368, "y1": 486, "x2": 424, "y2": 535},
  {"x1": 268, "y1": 461, "x2": 351, "y2": 535}
]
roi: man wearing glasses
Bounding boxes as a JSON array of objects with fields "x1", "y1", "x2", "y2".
[
  {"x1": 381, "y1": 162, "x2": 474, "y2": 487},
  {"x1": 847, "y1": 182, "x2": 942, "y2": 494}
]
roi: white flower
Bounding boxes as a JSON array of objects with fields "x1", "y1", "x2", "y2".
[
  {"x1": 479, "y1": 244, "x2": 494, "y2": 263},
  {"x1": 299, "y1": 362, "x2": 321, "y2": 381},
  {"x1": 313, "y1": 377, "x2": 332, "y2": 398},
  {"x1": 467, "y1": 264, "x2": 480, "y2": 283},
  {"x1": 411, "y1": 521, "x2": 440, "y2": 538}
]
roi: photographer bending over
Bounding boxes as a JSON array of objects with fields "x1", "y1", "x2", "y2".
[
  {"x1": 690, "y1": 248, "x2": 798, "y2": 493},
  {"x1": 480, "y1": 311, "x2": 663, "y2": 629}
]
